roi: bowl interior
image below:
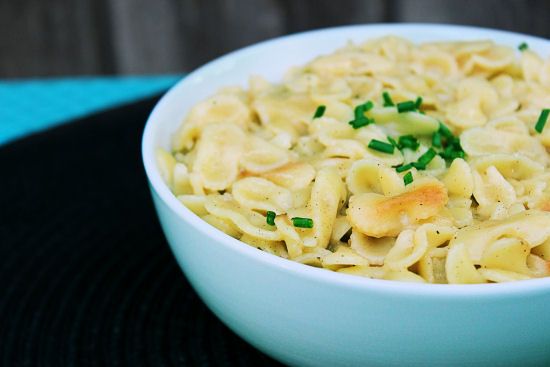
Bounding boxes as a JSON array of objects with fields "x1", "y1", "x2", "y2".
[{"x1": 142, "y1": 23, "x2": 550, "y2": 295}]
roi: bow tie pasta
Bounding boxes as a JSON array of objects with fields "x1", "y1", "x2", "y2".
[{"x1": 158, "y1": 36, "x2": 550, "y2": 284}]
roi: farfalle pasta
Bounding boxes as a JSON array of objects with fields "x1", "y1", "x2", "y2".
[{"x1": 158, "y1": 36, "x2": 550, "y2": 284}]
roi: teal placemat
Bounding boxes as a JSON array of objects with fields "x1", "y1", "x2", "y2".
[{"x1": 0, "y1": 75, "x2": 182, "y2": 145}]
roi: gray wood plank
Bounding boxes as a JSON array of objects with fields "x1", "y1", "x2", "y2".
[
  {"x1": 277, "y1": 0, "x2": 388, "y2": 32},
  {"x1": 107, "y1": 0, "x2": 388, "y2": 73},
  {"x1": 394, "y1": 0, "x2": 550, "y2": 38},
  {"x1": 1, "y1": 0, "x2": 549, "y2": 78},
  {"x1": 107, "y1": 0, "x2": 288, "y2": 74},
  {"x1": 107, "y1": 0, "x2": 186, "y2": 74},
  {"x1": 0, "y1": 0, "x2": 114, "y2": 77}
]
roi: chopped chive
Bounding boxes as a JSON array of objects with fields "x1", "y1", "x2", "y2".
[
  {"x1": 382, "y1": 91, "x2": 394, "y2": 107},
  {"x1": 454, "y1": 150, "x2": 465, "y2": 159},
  {"x1": 348, "y1": 101, "x2": 374, "y2": 129},
  {"x1": 439, "y1": 141, "x2": 465, "y2": 160},
  {"x1": 266, "y1": 211, "x2": 276, "y2": 226},
  {"x1": 387, "y1": 136, "x2": 398, "y2": 147},
  {"x1": 438, "y1": 122, "x2": 454, "y2": 138},
  {"x1": 443, "y1": 136, "x2": 461, "y2": 151},
  {"x1": 432, "y1": 132, "x2": 442, "y2": 148},
  {"x1": 313, "y1": 105, "x2": 326, "y2": 119},
  {"x1": 396, "y1": 100, "x2": 417, "y2": 113},
  {"x1": 291, "y1": 217, "x2": 314, "y2": 228},
  {"x1": 439, "y1": 149, "x2": 465, "y2": 161},
  {"x1": 438, "y1": 145, "x2": 453, "y2": 160},
  {"x1": 353, "y1": 105, "x2": 364, "y2": 119},
  {"x1": 535, "y1": 109, "x2": 550, "y2": 133},
  {"x1": 353, "y1": 101, "x2": 374, "y2": 120},
  {"x1": 450, "y1": 137, "x2": 463, "y2": 150},
  {"x1": 417, "y1": 147, "x2": 437, "y2": 165},
  {"x1": 411, "y1": 162, "x2": 426, "y2": 170},
  {"x1": 416, "y1": 148, "x2": 437, "y2": 169},
  {"x1": 358, "y1": 100, "x2": 374, "y2": 114},
  {"x1": 398, "y1": 135, "x2": 420, "y2": 150},
  {"x1": 403, "y1": 171, "x2": 413, "y2": 186},
  {"x1": 415, "y1": 96, "x2": 423, "y2": 109},
  {"x1": 349, "y1": 116, "x2": 373, "y2": 129},
  {"x1": 368, "y1": 139, "x2": 395, "y2": 154},
  {"x1": 395, "y1": 163, "x2": 413, "y2": 173},
  {"x1": 518, "y1": 42, "x2": 529, "y2": 51},
  {"x1": 434, "y1": 122, "x2": 465, "y2": 163}
]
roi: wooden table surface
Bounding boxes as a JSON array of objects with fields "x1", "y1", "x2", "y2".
[{"x1": 1, "y1": 0, "x2": 549, "y2": 78}]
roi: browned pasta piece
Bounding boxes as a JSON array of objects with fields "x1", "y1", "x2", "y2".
[{"x1": 347, "y1": 179, "x2": 448, "y2": 237}]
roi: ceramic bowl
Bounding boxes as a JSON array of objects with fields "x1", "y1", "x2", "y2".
[{"x1": 142, "y1": 24, "x2": 550, "y2": 367}]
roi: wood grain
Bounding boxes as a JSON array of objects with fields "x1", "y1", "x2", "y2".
[
  {"x1": 0, "y1": 0, "x2": 549, "y2": 77},
  {"x1": 394, "y1": 0, "x2": 550, "y2": 38},
  {"x1": 0, "y1": 0, "x2": 115, "y2": 77}
]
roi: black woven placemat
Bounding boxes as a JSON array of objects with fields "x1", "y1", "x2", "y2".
[{"x1": 0, "y1": 95, "x2": 282, "y2": 366}]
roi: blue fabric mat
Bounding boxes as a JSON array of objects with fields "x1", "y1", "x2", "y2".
[{"x1": 0, "y1": 75, "x2": 182, "y2": 145}]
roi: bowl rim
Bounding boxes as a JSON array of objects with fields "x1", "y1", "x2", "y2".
[{"x1": 142, "y1": 23, "x2": 550, "y2": 297}]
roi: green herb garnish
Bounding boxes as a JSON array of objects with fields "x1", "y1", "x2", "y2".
[
  {"x1": 291, "y1": 217, "x2": 314, "y2": 228},
  {"x1": 266, "y1": 211, "x2": 276, "y2": 226},
  {"x1": 398, "y1": 135, "x2": 420, "y2": 151},
  {"x1": 535, "y1": 109, "x2": 550, "y2": 133},
  {"x1": 382, "y1": 91, "x2": 394, "y2": 107},
  {"x1": 395, "y1": 163, "x2": 413, "y2": 173},
  {"x1": 368, "y1": 139, "x2": 395, "y2": 154},
  {"x1": 348, "y1": 101, "x2": 374, "y2": 129},
  {"x1": 438, "y1": 122, "x2": 454, "y2": 139},
  {"x1": 435, "y1": 122, "x2": 466, "y2": 163},
  {"x1": 387, "y1": 136, "x2": 398, "y2": 147},
  {"x1": 403, "y1": 171, "x2": 413, "y2": 186},
  {"x1": 432, "y1": 132, "x2": 442, "y2": 148},
  {"x1": 518, "y1": 42, "x2": 529, "y2": 51},
  {"x1": 415, "y1": 96, "x2": 423, "y2": 109},
  {"x1": 313, "y1": 105, "x2": 326, "y2": 119},
  {"x1": 396, "y1": 100, "x2": 417, "y2": 113},
  {"x1": 414, "y1": 148, "x2": 437, "y2": 170},
  {"x1": 349, "y1": 117, "x2": 373, "y2": 129},
  {"x1": 439, "y1": 142, "x2": 465, "y2": 161}
]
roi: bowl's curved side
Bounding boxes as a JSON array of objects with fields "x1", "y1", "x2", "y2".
[
  {"x1": 151, "y1": 188, "x2": 550, "y2": 367},
  {"x1": 143, "y1": 24, "x2": 550, "y2": 366}
]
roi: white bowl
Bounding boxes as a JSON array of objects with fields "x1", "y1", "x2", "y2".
[{"x1": 142, "y1": 24, "x2": 550, "y2": 367}]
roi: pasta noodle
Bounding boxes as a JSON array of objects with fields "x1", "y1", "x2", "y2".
[{"x1": 159, "y1": 36, "x2": 550, "y2": 284}]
